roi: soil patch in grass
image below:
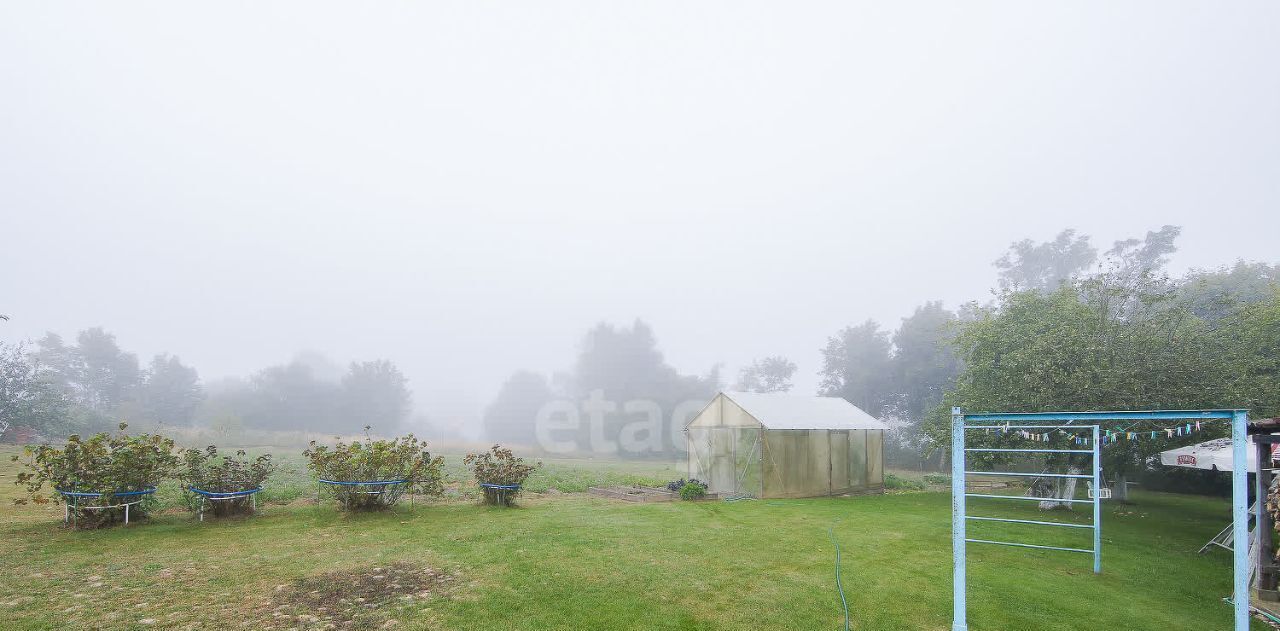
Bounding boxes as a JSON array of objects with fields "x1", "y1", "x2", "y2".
[{"x1": 266, "y1": 561, "x2": 456, "y2": 629}]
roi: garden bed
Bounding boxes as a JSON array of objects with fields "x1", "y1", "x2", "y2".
[{"x1": 588, "y1": 485, "x2": 720, "y2": 502}]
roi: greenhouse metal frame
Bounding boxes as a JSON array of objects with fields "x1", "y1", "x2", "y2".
[{"x1": 686, "y1": 392, "x2": 887, "y2": 499}]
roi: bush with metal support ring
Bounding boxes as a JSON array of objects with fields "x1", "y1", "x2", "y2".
[
  {"x1": 54, "y1": 487, "x2": 158, "y2": 527},
  {"x1": 180, "y1": 445, "x2": 275, "y2": 521},
  {"x1": 12, "y1": 423, "x2": 177, "y2": 529},
  {"x1": 465, "y1": 445, "x2": 540, "y2": 507},
  {"x1": 305, "y1": 429, "x2": 445, "y2": 511}
]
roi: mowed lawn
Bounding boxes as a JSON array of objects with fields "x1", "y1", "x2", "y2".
[{"x1": 0, "y1": 450, "x2": 1262, "y2": 630}]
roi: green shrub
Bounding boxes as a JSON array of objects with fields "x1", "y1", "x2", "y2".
[
  {"x1": 922, "y1": 473, "x2": 951, "y2": 486},
  {"x1": 679, "y1": 480, "x2": 708, "y2": 500},
  {"x1": 304, "y1": 430, "x2": 444, "y2": 511},
  {"x1": 180, "y1": 446, "x2": 275, "y2": 518},
  {"x1": 11, "y1": 422, "x2": 177, "y2": 528},
  {"x1": 464, "y1": 444, "x2": 540, "y2": 506},
  {"x1": 884, "y1": 473, "x2": 925, "y2": 491}
]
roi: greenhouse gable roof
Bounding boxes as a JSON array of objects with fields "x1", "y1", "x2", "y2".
[{"x1": 719, "y1": 391, "x2": 888, "y2": 431}]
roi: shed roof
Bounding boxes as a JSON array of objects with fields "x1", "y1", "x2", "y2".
[{"x1": 717, "y1": 391, "x2": 888, "y2": 431}]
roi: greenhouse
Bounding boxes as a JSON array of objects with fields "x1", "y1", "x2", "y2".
[{"x1": 685, "y1": 391, "x2": 888, "y2": 499}]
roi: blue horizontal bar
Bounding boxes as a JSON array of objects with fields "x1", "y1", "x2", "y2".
[
  {"x1": 56, "y1": 487, "x2": 157, "y2": 498},
  {"x1": 965, "y1": 425, "x2": 1095, "y2": 431},
  {"x1": 965, "y1": 493, "x2": 1094, "y2": 504},
  {"x1": 965, "y1": 448, "x2": 1093, "y2": 454},
  {"x1": 966, "y1": 516, "x2": 1094, "y2": 529},
  {"x1": 188, "y1": 487, "x2": 262, "y2": 498},
  {"x1": 965, "y1": 539, "x2": 1093, "y2": 554},
  {"x1": 963, "y1": 410, "x2": 1238, "y2": 422},
  {"x1": 318, "y1": 479, "x2": 408, "y2": 486},
  {"x1": 966, "y1": 471, "x2": 1092, "y2": 479}
]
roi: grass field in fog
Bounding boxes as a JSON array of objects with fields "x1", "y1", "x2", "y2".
[{"x1": 0, "y1": 447, "x2": 1263, "y2": 630}]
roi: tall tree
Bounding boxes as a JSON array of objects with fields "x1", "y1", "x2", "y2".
[
  {"x1": 890, "y1": 302, "x2": 962, "y2": 423},
  {"x1": 571, "y1": 320, "x2": 719, "y2": 456},
  {"x1": 925, "y1": 226, "x2": 1242, "y2": 504},
  {"x1": 1216, "y1": 287, "x2": 1280, "y2": 418},
  {"x1": 734, "y1": 356, "x2": 797, "y2": 393},
  {"x1": 928, "y1": 285, "x2": 1228, "y2": 505},
  {"x1": 994, "y1": 229, "x2": 1097, "y2": 294},
  {"x1": 140, "y1": 354, "x2": 204, "y2": 426},
  {"x1": 248, "y1": 361, "x2": 344, "y2": 432},
  {"x1": 0, "y1": 342, "x2": 74, "y2": 439},
  {"x1": 885, "y1": 302, "x2": 963, "y2": 467},
  {"x1": 340, "y1": 360, "x2": 412, "y2": 431},
  {"x1": 74, "y1": 327, "x2": 141, "y2": 414},
  {"x1": 483, "y1": 371, "x2": 554, "y2": 444},
  {"x1": 1178, "y1": 260, "x2": 1280, "y2": 322},
  {"x1": 819, "y1": 320, "x2": 893, "y2": 416}
]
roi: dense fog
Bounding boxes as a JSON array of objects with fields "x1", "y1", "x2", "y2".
[{"x1": 2, "y1": 3, "x2": 1277, "y2": 461}]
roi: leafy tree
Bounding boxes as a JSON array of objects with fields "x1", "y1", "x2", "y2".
[
  {"x1": 1179, "y1": 260, "x2": 1280, "y2": 322},
  {"x1": 1215, "y1": 287, "x2": 1280, "y2": 418},
  {"x1": 734, "y1": 356, "x2": 796, "y2": 393},
  {"x1": 890, "y1": 302, "x2": 962, "y2": 423},
  {"x1": 884, "y1": 302, "x2": 963, "y2": 466},
  {"x1": 921, "y1": 226, "x2": 1273, "y2": 504},
  {"x1": 194, "y1": 357, "x2": 414, "y2": 434},
  {"x1": 31, "y1": 333, "x2": 76, "y2": 391},
  {"x1": 573, "y1": 320, "x2": 670, "y2": 402},
  {"x1": 140, "y1": 354, "x2": 204, "y2": 427},
  {"x1": 483, "y1": 371, "x2": 554, "y2": 444},
  {"x1": 1102, "y1": 225, "x2": 1180, "y2": 292},
  {"x1": 819, "y1": 320, "x2": 893, "y2": 417},
  {"x1": 570, "y1": 320, "x2": 719, "y2": 456},
  {"x1": 927, "y1": 284, "x2": 1230, "y2": 504},
  {"x1": 994, "y1": 229, "x2": 1097, "y2": 293},
  {"x1": 73, "y1": 327, "x2": 141, "y2": 415},
  {"x1": 248, "y1": 361, "x2": 344, "y2": 432},
  {"x1": 0, "y1": 342, "x2": 75, "y2": 439},
  {"x1": 341, "y1": 360, "x2": 411, "y2": 431}
]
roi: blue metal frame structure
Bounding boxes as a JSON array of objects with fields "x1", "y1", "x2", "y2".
[
  {"x1": 961, "y1": 422, "x2": 1101, "y2": 568},
  {"x1": 951, "y1": 408, "x2": 1250, "y2": 631}
]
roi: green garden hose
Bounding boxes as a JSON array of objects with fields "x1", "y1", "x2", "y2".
[{"x1": 829, "y1": 518, "x2": 851, "y2": 631}]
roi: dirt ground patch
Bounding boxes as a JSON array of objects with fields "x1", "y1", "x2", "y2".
[{"x1": 265, "y1": 562, "x2": 456, "y2": 630}]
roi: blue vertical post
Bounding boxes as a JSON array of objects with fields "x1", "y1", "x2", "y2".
[
  {"x1": 1231, "y1": 410, "x2": 1249, "y2": 631},
  {"x1": 951, "y1": 407, "x2": 967, "y2": 631},
  {"x1": 1092, "y1": 424, "x2": 1101, "y2": 574}
]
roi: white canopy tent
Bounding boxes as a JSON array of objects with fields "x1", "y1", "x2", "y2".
[{"x1": 1159, "y1": 438, "x2": 1275, "y2": 564}]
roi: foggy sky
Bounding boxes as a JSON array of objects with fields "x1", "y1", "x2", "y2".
[{"x1": 3, "y1": 2, "x2": 1277, "y2": 433}]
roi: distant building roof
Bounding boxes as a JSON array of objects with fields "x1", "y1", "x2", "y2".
[{"x1": 718, "y1": 391, "x2": 888, "y2": 431}]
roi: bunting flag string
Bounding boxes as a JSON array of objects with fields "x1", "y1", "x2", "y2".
[
  {"x1": 982, "y1": 421, "x2": 1208, "y2": 447},
  {"x1": 1037, "y1": 422, "x2": 1210, "y2": 447}
]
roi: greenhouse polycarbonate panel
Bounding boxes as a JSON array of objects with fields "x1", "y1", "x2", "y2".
[
  {"x1": 807, "y1": 430, "x2": 831, "y2": 496},
  {"x1": 867, "y1": 430, "x2": 884, "y2": 486},
  {"x1": 735, "y1": 428, "x2": 762, "y2": 497},
  {"x1": 783, "y1": 431, "x2": 807, "y2": 497},
  {"x1": 709, "y1": 428, "x2": 737, "y2": 495},
  {"x1": 830, "y1": 430, "x2": 851, "y2": 493},
  {"x1": 687, "y1": 428, "x2": 712, "y2": 482},
  {"x1": 849, "y1": 430, "x2": 868, "y2": 488}
]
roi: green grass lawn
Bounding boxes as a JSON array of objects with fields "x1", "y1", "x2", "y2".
[{"x1": 0, "y1": 448, "x2": 1262, "y2": 630}]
